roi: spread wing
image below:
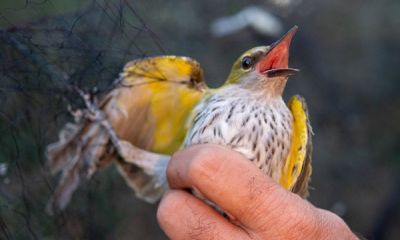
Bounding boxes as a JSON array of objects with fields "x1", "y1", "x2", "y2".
[
  {"x1": 103, "y1": 56, "x2": 207, "y2": 154},
  {"x1": 279, "y1": 95, "x2": 313, "y2": 198},
  {"x1": 46, "y1": 56, "x2": 208, "y2": 213}
]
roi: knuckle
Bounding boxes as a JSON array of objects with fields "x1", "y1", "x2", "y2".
[
  {"x1": 311, "y1": 209, "x2": 354, "y2": 239},
  {"x1": 247, "y1": 186, "x2": 292, "y2": 232},
  {"x1": 281, "y1": 205, "x2": 321, "y2": 239},
  {"x1": 261, "y1": 195, "x2": 321, "y2": 238},
  {"x1": 242, "y1": 175, "x2": 281, "y2": 219}
]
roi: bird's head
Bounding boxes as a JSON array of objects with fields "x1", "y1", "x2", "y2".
[{"x1": 226, "y1": 26, "x2": 298, "y2": 97}]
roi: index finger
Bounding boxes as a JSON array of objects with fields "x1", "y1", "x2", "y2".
[{"x1": 167, "y1": 144, "x2": 301, "y2": 230}]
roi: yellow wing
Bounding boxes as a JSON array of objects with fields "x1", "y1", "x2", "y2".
[
  {"x1": 279, "y1": 95, "x2": 313, "y2": 198},
  {"x1": 103, "y1": 56, "x2": 207, "y2": 154},
  {"x1": 46, "y1": 56, "x2": 208, "y2": 213}
]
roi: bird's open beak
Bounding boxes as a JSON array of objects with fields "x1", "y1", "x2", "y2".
[{"x1": 257, "y1": 26, "x2": 299, "y2": 78}]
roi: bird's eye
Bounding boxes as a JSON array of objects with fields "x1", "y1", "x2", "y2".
[{"x1": 241, "y1": 56, "x2": 253, "y2": 70}]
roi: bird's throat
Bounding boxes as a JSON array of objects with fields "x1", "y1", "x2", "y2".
[{"x1": 244, "y1": 76, "x2": 289, "y2": 99}]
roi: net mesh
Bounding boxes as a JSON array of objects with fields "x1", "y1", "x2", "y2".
[{"x1": 0, "y1": 1, "x2": 167, "y2": 238}]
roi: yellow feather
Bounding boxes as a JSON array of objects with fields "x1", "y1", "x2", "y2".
[
  {"x1": 280, "y1": 95, "x2": 310, "y2": 190},
  {"x1": 115, "y1": 56, "x2": 206, "y2": 155},
  {"x1": 150, "y1": 84, "x2": 204, "y2": 153}
]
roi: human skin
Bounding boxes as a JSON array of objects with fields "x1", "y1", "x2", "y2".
[{"x1": 157, "y1": 144, "x2": 358, "y2": 240}]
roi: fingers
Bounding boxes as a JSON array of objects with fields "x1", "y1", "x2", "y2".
[
  {"x1": 162, "y1": 145, "x2": 358, "y2": 239},
  {"x1": 157, "y1": 190, "x2": 248, "y2": 240},
  {"x1": 166, "y1": 144, "x2": 295, "y2": 230},
  {"x1": 313, "y1": 209, "x2": 359, "y2": 239}
]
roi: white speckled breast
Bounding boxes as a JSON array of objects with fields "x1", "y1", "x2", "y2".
[{"x1": 184, "y1": 85, "x2": 293, "y2": 182}]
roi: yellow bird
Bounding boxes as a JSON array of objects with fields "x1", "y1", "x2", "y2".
[{"x1": 46, "y1": 26, "x2": 312, "y2": 213}]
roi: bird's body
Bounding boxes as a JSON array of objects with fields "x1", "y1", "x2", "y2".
[
  {"x1": 185, "y1": 85, "x2": 292, "y2": 183},
  {"x1": 46, "y1": 26, "x2": 312, "y2": 214}
]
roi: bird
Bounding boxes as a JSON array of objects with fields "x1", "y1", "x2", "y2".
[{"x1": 46, "y1": 26, "x2": 312, "y2": 214}]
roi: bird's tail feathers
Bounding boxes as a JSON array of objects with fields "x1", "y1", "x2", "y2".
[
  {"x1": 46, "y1": 122, "x2": 170, "y2": 214},
  {"x1": 46, "y1": 120, "x2": 112, "y2": 215}
]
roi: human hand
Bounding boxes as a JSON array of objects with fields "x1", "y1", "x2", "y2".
[{"x1": 157, "y1": 144, "x2": 358, "y2": 240}]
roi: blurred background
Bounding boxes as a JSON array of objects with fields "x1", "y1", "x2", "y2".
[{"x1": 0, "y1": 0, "x2": 399, "y2": 239}]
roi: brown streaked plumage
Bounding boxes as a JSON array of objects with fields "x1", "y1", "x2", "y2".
[{"x1": 46, "y1": 26, "x2": 313, "y2": 213}]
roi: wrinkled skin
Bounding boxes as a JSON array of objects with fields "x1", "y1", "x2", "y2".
[{"x1": 157, "y1": 145, "x2": 358, "y2": 240}]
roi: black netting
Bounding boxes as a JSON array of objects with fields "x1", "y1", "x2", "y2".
[
  {"x1": 1, "y1": 0, "x2": 400, "y2": 239},
  {"x1": 0, "y1": 1, "x2": 167, "y2": 239}
]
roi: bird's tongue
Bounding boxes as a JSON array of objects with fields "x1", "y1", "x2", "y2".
[{"x1": 257, "y1": 26, "x2": 298, "y2": 75}]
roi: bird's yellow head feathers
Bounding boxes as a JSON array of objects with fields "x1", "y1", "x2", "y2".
[{"x1": 226, "y1": 26, "x2": 299, "y2": 97}]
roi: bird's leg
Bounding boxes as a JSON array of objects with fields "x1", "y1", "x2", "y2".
[
  {"x1": 73, "y1": 87, "x2": 170, "y2": 201},
  {"x1": 73, "y1": 87, "x2": 125, "y2": 162}
]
